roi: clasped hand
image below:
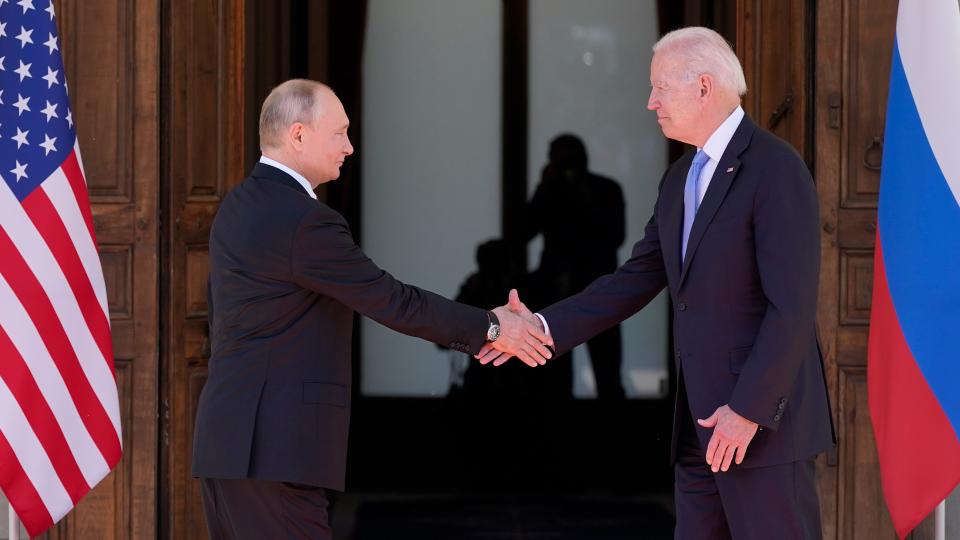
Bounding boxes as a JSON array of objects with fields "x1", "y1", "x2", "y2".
[
  {"x1": 698, "y1": 404, "x2": 759, "y2": 472},
  {"x1": 478, "y1": 291, "x2": 759, "y2": 470},
  {"x1": 476, "y1": 289, "x2": 552, "y2": 367}
]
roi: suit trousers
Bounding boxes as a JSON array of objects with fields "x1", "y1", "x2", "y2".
[
  {"x1": 201, "y1": 478, "x2": 333, "y2": 540},
  {"x1": 673, "y1": 401, "x2": 822, "y2": 540}
]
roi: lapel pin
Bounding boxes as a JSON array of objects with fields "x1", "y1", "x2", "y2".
[{"x1": 726, "y1": 167, "x2": 735, "y2": 173}]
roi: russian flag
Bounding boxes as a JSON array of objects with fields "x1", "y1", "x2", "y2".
[{"x1": 867, "y1": 0, "x2": 960, "y2": 538}]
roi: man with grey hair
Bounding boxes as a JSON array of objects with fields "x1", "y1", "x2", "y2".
[
  {"x1": 480, "y1": 27, "x2": 835, "y2": 539},
  {"x1": 192, "y1": 79, "x2": 553, "y2": 539}
]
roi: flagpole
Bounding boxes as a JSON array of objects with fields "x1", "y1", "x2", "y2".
[
  {"x1": 8, "y1": 505, "x2": 20, "y2": 540},
  {"x1": 935, "y1": 499, "x2": 945, "y2": 540}
]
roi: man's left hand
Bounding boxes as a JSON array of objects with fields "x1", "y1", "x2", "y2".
[{"x1": 697, "y1": 404, "x2": 759, "y2": 472}]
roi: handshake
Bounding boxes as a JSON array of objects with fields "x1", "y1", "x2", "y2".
[{"x1": 475, "y1": 289, "x2": 555, "y2": 368}]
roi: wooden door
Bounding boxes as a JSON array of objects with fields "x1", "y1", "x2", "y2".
[
  {"x1": 737, "y1": 0, "x2": 941, "y2": 537},
  {"x1": 735, "y1": 0, "x2": 811, "y2": 163},
  {"x1": 45, "y1": 0, "x2": 160, "y2": 538},
  {"x1": 813, "y1": 0, "x2": 940, "y2": 538},
  {"x1": 160, "y1": 0, "x2": 248, "y2": 538},
  {"x1": 160, "y1": 1, "x2": 332, "y2": 536}
]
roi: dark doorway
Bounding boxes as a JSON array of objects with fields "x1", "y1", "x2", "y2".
[{"x1": 239, "y1": 1, "x2": 731, "y2": 538}]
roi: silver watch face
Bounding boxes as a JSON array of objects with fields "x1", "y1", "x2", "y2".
[{"x1": 487, "y1": 325, "x2": 501, "y2": 341}]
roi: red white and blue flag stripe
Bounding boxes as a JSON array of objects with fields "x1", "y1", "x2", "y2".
[
  {"x1": 868, "y1": 0, "x2": 960, "y2": 538},
  {"x1": 0, "y1": 0, "x2": 121, "y2": 536}
]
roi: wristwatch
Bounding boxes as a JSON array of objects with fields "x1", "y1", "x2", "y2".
[{"x1": 485, "y1": 311, "x2": 501, "y2": 342}]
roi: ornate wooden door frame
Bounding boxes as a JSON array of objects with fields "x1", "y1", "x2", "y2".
[
  {"x1": 159, "y1": 0, "x2": 248, "y2": 537},
  {"x1": 738, "y1": 0, "x2": 939, "y2": 537},
  {"x1": 46, "y1": 0, "x2": 160, "y2": 538}
]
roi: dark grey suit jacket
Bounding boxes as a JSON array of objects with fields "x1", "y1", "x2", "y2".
[
  {"x1": 541, "y1": 116, "x2": 835, "y2": 467},
  {"x1": 192, "y1": 163, "x2": 488, "y2": 490}
]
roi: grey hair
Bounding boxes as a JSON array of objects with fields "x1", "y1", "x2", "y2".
[
  {"x1": 258, "y1": 79, "x2": 331, "y2": 150},
  {"x1": 653, "y1": 27, "x2": 747, "y2": 97}
]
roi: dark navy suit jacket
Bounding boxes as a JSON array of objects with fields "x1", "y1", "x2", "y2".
[
  {"x1": 541, "y1": 116, "x2": 835, "y2": 467},
  {"x1": 192, "y1": 163, "x2": 488, "y2": 491}
]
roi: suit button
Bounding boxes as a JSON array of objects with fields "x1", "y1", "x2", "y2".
[
  {"x1": 773, "y1": 414, "x2": 781, "y2": 422},
  {"x1": 678, "y1": 303, "x2": 687, "y2": 311}
]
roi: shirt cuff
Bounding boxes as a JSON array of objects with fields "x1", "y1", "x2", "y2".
[{"x1": 535, "y1": 313, "x2": 552, "y2": 338}]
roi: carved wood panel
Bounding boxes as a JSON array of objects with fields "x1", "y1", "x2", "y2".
[
  {"x1": 840, "y1": 249, "x2": 874, "y2": 326},
  {"x1": 185, "y1": 246, "x2": 210, "y2": 318},
  {"x1": 839, "y1": 0, "x2": 898, "y2": 209},
  {"x1": 184, "y1": 368, "x2": 209, "y2": 537},
  {"x1": 98, "y1": 246, "x2": 133, "y2": 320},
  {"x1": 45, "y1": 0, "x2": 160, "y2": 538},
  {"x1": 57, "y1": 0, "x2": 134, "y2": 201},
  {"x1": 40, "y1": 360, "x2": 131, "y2": 539},
  {"x1": 162, "y1": 0, "x2": 247, "y2": 538},
  {"x1": 736, "y1": 0, "x2": 810, "y2": 163},
  {"x1": 815, "y1": 0, "x2": 935, "y2": 537},
  {"x1": 837, "y1": 367, "x2": 899, "y2": 540}
]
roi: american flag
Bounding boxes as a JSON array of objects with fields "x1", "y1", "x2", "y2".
[{"x1": 0, "y1": 0, "x2": 121, "y2": 536}]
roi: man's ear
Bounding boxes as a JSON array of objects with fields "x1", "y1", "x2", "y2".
[
  {"x1": 289, "y1": 122, "x2": 305, "y2": 148},
  {"x1": 699, "y1": 74, "x2": 713, "y2": 99}
]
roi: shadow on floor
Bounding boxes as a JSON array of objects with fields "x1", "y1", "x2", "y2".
[{"x1": 334, "y1": 492, "x2": 675, "y2": 540}]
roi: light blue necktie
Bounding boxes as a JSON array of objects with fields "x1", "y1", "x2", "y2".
[{"x1": 681, "y1": 149, "x2": 709, "y2": 263}]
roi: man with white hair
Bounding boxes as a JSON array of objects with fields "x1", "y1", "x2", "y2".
[
  {"x1": 480, "y1": 27, "x2": 835, "y2": 538},
  {"x1": 192, "y1": 80, "x2": 553, "y2": 539}
]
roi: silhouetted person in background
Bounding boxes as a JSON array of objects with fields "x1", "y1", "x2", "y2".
[
  {"x1": 453, "y1": 239, "x2": 531, "y2": 401},
  {"x1": 444, "y1": 239, "x2": 544, "y2": 487},
  {"x1": 526, "y1": 134, "x2": 626, "y2": 401}
]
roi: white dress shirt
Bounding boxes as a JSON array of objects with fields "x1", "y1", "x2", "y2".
[
  {"x1": 259, "y1": 155, "x2": 318, "y2": 200},
  {"x1": 696, "y1": 105, "x2": 744, "y2": 207},
  {"x1": 534, "y1": 106, "x2": 745, "y2": 340}
]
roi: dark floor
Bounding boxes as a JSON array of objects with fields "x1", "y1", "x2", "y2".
[{"x1": 332, "y1": 491, "x2": 675, "y2": 539}]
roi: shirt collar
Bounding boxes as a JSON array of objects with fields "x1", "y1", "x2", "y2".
[
  {"x1": 258, "y1": 155, "x2": 318, "y2": 200},
  {"x1": 700, "y1": 105, "x2": 745, "y2": 162}
]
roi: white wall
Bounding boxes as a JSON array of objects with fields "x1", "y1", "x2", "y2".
[
  {"x1": 528, "y1": 0, "x2": 669, "y2": 397},
  {"x1": 361, "y1": 0, "x2": 502, "y2": 396},
  {"x1": 360, "y1": 0, "x2": 668, "y2": 398}
]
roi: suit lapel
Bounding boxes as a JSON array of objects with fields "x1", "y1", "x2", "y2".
[
  {"x1": 660, "y1": 153, "x2": 690, "y2": 285},
  {"x1": 678, "y1": 116, "x2": 757, "y2": 287}
]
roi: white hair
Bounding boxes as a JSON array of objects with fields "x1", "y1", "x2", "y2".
[
  {"x1": 653, "y1": 27, "x2": 747, "y2": 97},
  {"x1": 258, "y1": 79, "x2": 331, "y2": 150}
]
